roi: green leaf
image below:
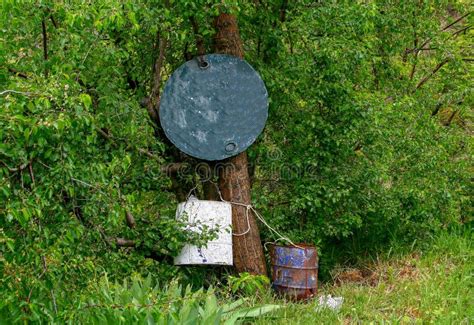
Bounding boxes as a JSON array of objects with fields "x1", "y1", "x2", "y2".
[{"x1": 79, "y1": 94, "x2": 92, "y2": 109}]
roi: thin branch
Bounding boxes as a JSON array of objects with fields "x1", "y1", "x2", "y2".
[
  {"x1": 125, "y1": 210, "x2": 136, "y2": 229},
  {"x1": 409, "y1": 57, "x2": 418, "y2": 80},
  {"x1": 406, "y1": 12, "x2": 471, "y2": 54},
  {"x1": 268, "y1": 200, "x2": 291, "y2": 208},
  {"x1": 441, "y1": 12, "x2": 471, "y2": 31},
  {"x1": 109, "y1": 237, "x2": 136, "y2": 247},
  {"x1": 41, "y1": 18, "x2": 48, "y2": 77},
  {"x1": 7, "y1": 67, "x2": 28, "y2": 79},
  {"x1": 0, "y1": 90, "x2": 34, "y2": 96},
  {"x1": 51, "y1": 288, "x2": 58, "y2": 315},
  {"x1": 431, "y1": 102, "x2": 443, "y2": 116},
  {"x1": 190, "y1": 16, "x2": 206, "y2": 56},
  {"x1": 38, "y1": 159, "x2": 52, "y2": 169},
  {"x1": 70, "y1": 177, "x2": 97, "y2": 189},
  {"x1": 409, "y1": 9, "x2": 418, "y2": 80},
  {"x1": 96, "y1": 127, "x2": 113, "y2": 141},
  {"x1": 445, "y1": 110, "x2": 458, "y2": 126},
  {"x1": 70, "y1": 177, "x2": 107, "y2": 196},
  {"x1": 414, "y1": 58, "x2": 449, "y2": 91},
  {"x1": 28, "y1": 162, "x2": 35, "y2": 186},
  {"x1": 0, "y1": 160, "x2": 29, "y2": 172},
  {"x1": 49, "y1": 14, "x2": 58, "y2": 29},
  {"x1": 279, "y1": 0, "x2": 289, "y2": 23},
  {"x1": 452, "y1": 25, "x2": 471, "y2": 37},
  {"x1": 137, "y1": 148, "x2": 161, "y2": 161},
  {"x1": 415, "y1": 47, "x2": 438, "y2": 51}
]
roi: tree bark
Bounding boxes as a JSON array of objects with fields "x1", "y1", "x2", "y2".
[{"x1": 213, "y1": 13, "x2": 267, "y2": 275}]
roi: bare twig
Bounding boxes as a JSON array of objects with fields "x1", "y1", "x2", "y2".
[
  {"x1": 125, "y1": 210, "x2": 136, "y2": 229},
  {"x1": 28, "y1": 162, "x2": 35, "y2": 186},
  {"x1": 137, "y1": 148, "x2": 161, "y2": 161},
  {"x1": 414, "y1": 58, "x2": 449, "y2": 91},
  {"x1": 409, "y1": 9, "x2": 418, "y2": 80},
  {"x1": 279, "y1": 0, "x2": 289, "y2": 23},
  {"x1": 441, "y1": 12, "x2": 471, "y2": 31},
  {"x1": 49, "y1": 14, "x2": 58, "y2": 29},
  {"x1": 452, "y1": 25, "x2": 471, "y2": 37},
  {"x1": 41, "y1": 255, "x2": 48, "y2": 273},
  {"x1": 409, "y1": 56, "x2": 418, "y2": 80},
  {"x1": 110, "y1": 237, "x2": 136, "y2": 247},
  {"x1": 51, "y1": 288, "x2": 58, "y2": 314},
  {"x1": 95, "y1": 127, "x2": 112, "y2": 141},
  {"x1": 0, "y1": 160, "x2": 29, "y2": 172},
  {"x1": 38, "y1": 159, "x2": 52, "y2": 169},
  {"x1": 70, "y1": 177, "x2": 97, "y2": 189},
  {"x1": 7, "y1": 67, "x2": 28, "y2": 79},
  {"x1": 20, "y1": 169, "x2": 24, "y2": 189},
  {"x1": 42, "y1": 18, "x2": 48, "y2": 77},
  {"x1": 406, "y1": 12, "x2": 471, "y2": 54},
  {"x1": 0, "y1": 90, "x2": 34, "y2": 96},
  {"x1": 70, "y1": 177, "x2": 107, "y2": 197},
  {"x1": 445, "y1": 110, "x2": 458, "y2": 126}
]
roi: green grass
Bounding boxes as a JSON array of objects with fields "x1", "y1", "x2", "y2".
[
  {"x1": 1, "y1": 230, "x2": 470, "y2": 324},
  {"x1": 249, "y1": 230, "x2": 473, "y2": 324}
]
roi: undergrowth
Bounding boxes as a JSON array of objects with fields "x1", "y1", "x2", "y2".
[
  {"x1": 252, "y1": 229, "x2": 473, "y2": 324},
  {"x1": 1, "y1": 230, "x2": 470, "y2": 323}
]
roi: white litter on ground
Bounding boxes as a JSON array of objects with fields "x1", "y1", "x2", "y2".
[{"x1": 317, "y1": 295, "x2": 344, "y2": 311}]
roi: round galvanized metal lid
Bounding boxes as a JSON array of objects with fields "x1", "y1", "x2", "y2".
[{"x1": 159, "y1": 54, "x2": 268, "y2": 161}]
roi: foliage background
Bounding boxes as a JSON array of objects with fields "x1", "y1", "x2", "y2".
[{"x1": 0, "y1": 0, "x2": 472, "y2": 321}]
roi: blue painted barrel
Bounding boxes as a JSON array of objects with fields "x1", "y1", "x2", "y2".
[{"x1": 270, "y1": 244, "x2": 318, "y2": 300}]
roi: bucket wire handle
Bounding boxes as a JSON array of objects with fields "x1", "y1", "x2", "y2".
[{"x1": 178, "y1": 185, "x2": 199, "y2": 222}]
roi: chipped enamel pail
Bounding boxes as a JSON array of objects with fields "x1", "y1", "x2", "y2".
[
  {"x1": 270, "y1": 244, "x2": 318, "y2": 300},
  {"x1": 174, "y1": 197, "x2": 233, "y2": 265}
]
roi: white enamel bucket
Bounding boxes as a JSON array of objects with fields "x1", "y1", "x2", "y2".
[{"x1": 174, "y1": 197, "x2": 233, "y2": 266}]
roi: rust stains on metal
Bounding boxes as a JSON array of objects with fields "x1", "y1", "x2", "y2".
[{"x1": 270, "y1": 243, "x2": 318, "y2": 300}]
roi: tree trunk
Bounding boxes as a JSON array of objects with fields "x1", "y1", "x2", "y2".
[{"x1": 213, "y1": 13, "x2": 267, "y2": 276}]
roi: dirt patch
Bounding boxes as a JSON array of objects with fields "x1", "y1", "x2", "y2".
[
  {"x1": 405, "y1": 306, "x2": 422, "y2": 319},
  {"x1": 333, "y1": 254, "x2": 421, "y2": 286},
  {"x1": 397, "y1": 263, "x2": 419, "y2": 280},
  {"x1": 334, "y1": 267, "x2": 377, "y2": 286}
]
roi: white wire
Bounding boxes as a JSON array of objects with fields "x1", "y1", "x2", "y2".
[{"x1": 178, "y1": 185, "x2": 199, "y2": 221}]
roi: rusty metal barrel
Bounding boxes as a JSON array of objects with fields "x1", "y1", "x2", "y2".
[{"x1": 270, "y1": 244, "x2": 318, "y2": 300}]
